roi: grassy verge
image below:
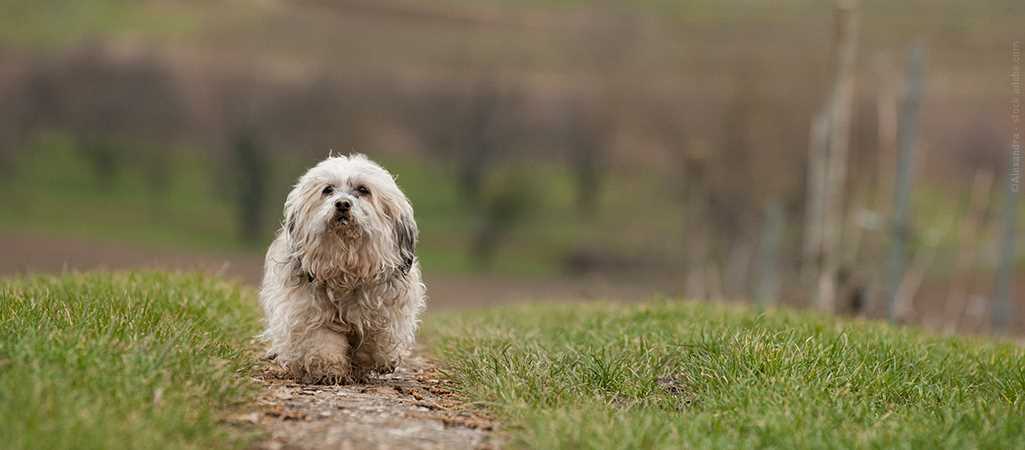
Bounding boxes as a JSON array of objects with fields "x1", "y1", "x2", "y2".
[
  {"x1": 0, "y1": 272, "x2": 261, "y2": 450},
  {"x1": 428, "y1": 301, "x2": 1025, "y2": 449}
]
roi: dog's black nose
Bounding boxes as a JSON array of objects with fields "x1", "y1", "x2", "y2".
[{"x1": 335, "y1": 200, "x2": 351, "y2": 211}]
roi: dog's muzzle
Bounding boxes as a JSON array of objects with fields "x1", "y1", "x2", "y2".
[{"x1": 333, "y1": 200, "x2": 352, "y2": 224}]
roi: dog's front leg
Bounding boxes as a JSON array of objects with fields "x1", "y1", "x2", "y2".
[
  {"x1": 350, "y1": 334, "x2": 397, "y2": 381},
  {"x1": 350, "y1": 290, "x2": 422, "y2": 380},
  {"x1": 350, "y1": 320, "x2": 416, "y2": 381},
  {"x1": 288, "y1": 327, "x2": 352, "y2": 384}
]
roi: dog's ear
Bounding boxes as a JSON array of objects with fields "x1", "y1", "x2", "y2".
[
  {"x1": 283, "y1": 213, "x2": 307, "y2": 281},
  {"x1": 393, "y1": 212, "x2": 418, "y2": 275},
  {"x1": 284, "y1": 212, "x2": 300, "y2": 256}
]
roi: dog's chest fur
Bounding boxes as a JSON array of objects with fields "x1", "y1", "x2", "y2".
[{"x1": 309, "y1": 277, "x2": 406, "y2": 336}]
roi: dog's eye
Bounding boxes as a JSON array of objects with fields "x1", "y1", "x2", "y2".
[
  {"x1": 355, "y1": 185, "x2": 371, "y2": 196},
  {"x1": 321, "y1": 185, "x2": 335, "y2": 196}
]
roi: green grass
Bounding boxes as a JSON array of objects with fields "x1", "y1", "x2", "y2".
[
  {"x1": 428, "y1": 301, "x2": 1025, "y2": 449},
  {"x1": 0, "y1": 272, "x2": 261, "y2": 450}
]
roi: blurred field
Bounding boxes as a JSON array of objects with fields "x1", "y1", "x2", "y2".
[
  {"x1": 0, "y1": 136, "x2": 686, "y2": 276},
  {"x1": 0, "y1": 0, "x2": 1022, "y2": 330}
]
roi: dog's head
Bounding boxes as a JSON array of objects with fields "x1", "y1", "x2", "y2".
[{"x1": 282, "y1": 154, "x2": 417, "y2": 287}]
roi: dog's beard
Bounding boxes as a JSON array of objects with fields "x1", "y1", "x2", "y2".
[
  {"x1": 326, "y1": 209, "x2": 363, "y2": 241},
  {"x1": 293, "y1": 208, "x2": 394, "y2": 290}
]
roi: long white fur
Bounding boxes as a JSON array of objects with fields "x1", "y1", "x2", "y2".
[{"x1": 259, "y1": 154, "x2": 425, "y2": 384}]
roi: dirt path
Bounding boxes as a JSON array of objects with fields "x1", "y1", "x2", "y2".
[{"x1": 242, "y1": 354, "x2": 497, "y2": 450}]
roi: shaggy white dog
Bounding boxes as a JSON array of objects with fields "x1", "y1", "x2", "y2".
[{"x1": 260, "y1": 154, "x2": 425, "y2": 384}]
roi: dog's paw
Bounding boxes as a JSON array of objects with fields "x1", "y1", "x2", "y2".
[
  {"x1": 350, "y1": 367, "x2": 373, "y2": 384},
  {"x1": 375, "y1": 362, "x2": 397, "y2": 375},
  {"x1": 350, "y1": 358, "x2": 399, "y2": 383},
  {"x1": 288, "y1": 352, "x2": 352, "y2": 385},
  {"x1": 350, "y1": 361, "x2": 396, "y2": 382}
]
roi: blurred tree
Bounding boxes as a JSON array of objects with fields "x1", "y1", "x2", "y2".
[
  {"x1": 943, "y1": 170, "x2": 995, "y2": 332},
  {"x1": 231, "y1": 131, "x2": 270, "y2": 244},
  {"x1": 755, "y1": 201, "x2": 785, "y2": 306},
  {"x1": 803, "y1": 108, "x2": 831, "y2": 289},
  {"x1": 992, "y1": 161, "x2": 1019, "y2": 334},
  {"x1": 564, "y1": 10, "x2": 634, "y2": 220},
  {"x1": 816, "y1": 0, "x2": 861, "y2": 313},
  {"x1": 413, "y1": 78, "x2": 524, "y2": 205},
  {"x1": 456, "y1": 81, "x2": 514, "y2": 204},
  {"x1": 143, "y1": 147, "x2": 172, "y2": 196},
  {"x1": 80, "y1": 138, "x2": 121, "y2": 190},
  {"x1": 886, "y1": 46, "x2": 924, "y2": 322},
  {"x1": 471, "y1": 168, "x2": 537, "y2": 270},
  {"x1": 565, "y1": 101, "x2": 610, "y2": 220}
]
